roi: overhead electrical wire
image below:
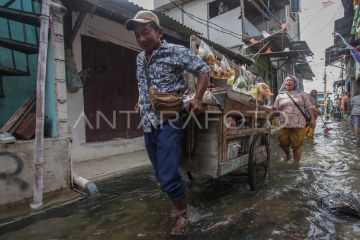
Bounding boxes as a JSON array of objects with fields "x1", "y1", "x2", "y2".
[
  {"x1": 165, "y1": 0, "x2": 342, "y2": 80},
  {"x1": 167, "y1": 0, "x2": 244, "y2": 40}
]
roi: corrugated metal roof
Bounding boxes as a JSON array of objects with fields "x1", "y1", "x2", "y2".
[
  {"x1": 64, "y1": 0, "x2": 252, "y2": 65},
  {"x1": 290, "y1": 41, "x2": 313, "y2": 56}
]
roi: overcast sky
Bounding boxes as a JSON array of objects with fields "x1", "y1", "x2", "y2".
[
  {"x1": 128, "y1": 0, "x2": 344, "y2": 94},
  {"x1": 300, "y1": 0, "x2": 343, "y2": 93}
]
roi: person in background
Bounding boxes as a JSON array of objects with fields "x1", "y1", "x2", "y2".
[
  {"x1": 272, "y1": 75, "x2": 315, "y2": 167},
  {"x1": 350, "y1": 94, "x2": 360, "y2": 143},
  {"x1": 307, "y1": 89, "x2": 319, "y2": 139},
  {"x1": 218, "y1": 1, "x2": 229, "y2": 15},
  {"x1": 341, "y1": 91, "x2": 349, "y2": 114},
  {"x1": 126, "y1": 11, "x2": 210, "y2": 236}
]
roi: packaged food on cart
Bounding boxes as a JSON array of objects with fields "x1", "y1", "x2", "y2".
[
  {"x1": 227, "y1": 70, "x2": 236, "y2": 85},
  {"x1": 219, "y1": 55, "x2": 233, "y2": 79},
  {"x1": 233, "y1": 74, "x2": 251, "y2": 94},
  {"x1": 251, "y1": 83, "x2": 273, "y2": 99},
  {"x1": 212, "y1": 62, "x2": 223, "y2": 78},
  {"x1": 258, "y1": 83, "x2": 272, "y2": 97},
  {"x1": 197, "y1": 40, "x2": 215, "y2": 67}
]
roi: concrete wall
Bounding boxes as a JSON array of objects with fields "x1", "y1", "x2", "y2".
[
  {"x1": 166, "y1": 1, "x2": 242, "y2": 48},
  {"x1": 68, "y1": 14, "x2": 145, "y2": 163},
  {"x1": 0, "y1": 138, "x2": 70, "y2": 206}
]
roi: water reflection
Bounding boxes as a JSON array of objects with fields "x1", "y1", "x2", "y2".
[{"x1": 1, "y1": 120, "x2": 360, "y2": 239}]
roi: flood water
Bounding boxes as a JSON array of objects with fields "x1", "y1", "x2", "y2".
[{"x1": 1, "y1": 119, "x2": 360, "y2": 240}]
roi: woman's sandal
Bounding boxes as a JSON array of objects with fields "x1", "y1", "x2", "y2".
[{"x1": 170, "y1": 209, "x2": 189, "y2": 236}]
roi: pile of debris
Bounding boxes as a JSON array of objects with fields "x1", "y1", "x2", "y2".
[{"x1": 0, "y1": 94, "x2": 36, "y2": 144}]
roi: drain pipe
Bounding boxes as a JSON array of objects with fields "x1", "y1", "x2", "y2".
[
  {"x1": 31, "y1": 0, "x2": 51, "y2": 210},
  {"x1": 72, "y1": 174, "x2": 98, "y2": 196}
]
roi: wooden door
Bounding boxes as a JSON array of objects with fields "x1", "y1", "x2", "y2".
[{"x1": 82, "y1": 36, "x2": 142, "y2": 142}]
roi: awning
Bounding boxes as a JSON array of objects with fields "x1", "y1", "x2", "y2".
[
  {"x1": 295, "y1": 63, "x2": 315, "y2": 80},
  {"x1": 325, "y1": 45, "x2": 347, "y2": 66},
  {"x1": 244, "y1": 32, "x2": 291, "y2": 52},
  {"x1": 290, "y1": 41, "x2": 313, "y2": 56},
  {"x1": 293, "y1": 53, "x2": 315, "y2": 80},
  {"x1": 64, "y1": 0, "x2": 252, "y2": 65},
  {"x1": 245, "y1": 40, "x2": 313, "y2": 58},
  {"x1": 263, "y1": 50, "x2": 306, "y2": 58}
]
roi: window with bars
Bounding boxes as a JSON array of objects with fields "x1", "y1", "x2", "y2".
[{"x1": 290, "y1": 0, "x2": 300, "y2": 13}]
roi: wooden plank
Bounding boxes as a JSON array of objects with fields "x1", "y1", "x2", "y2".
[
  {"x1": 226, "y1": 128, "x2": 269, "y2": 138},
  {"x1": 14, "y1": 113, "x2": 36, "y2": 139},
  {"x1": 218, "y1": 154, "x2": 249, "y2": 176},
  {"x1": 224, "y1": 98, "x2": 270, "y2": 119},
  {"x1": 70, "y1": 11, "x2": 86, "y2": 46},
  {"x1": 189, "y1": 118, "x2": 220, "y2": 178},
  {"x1": 0, "y1": 94, "x2": 36, "y2": 133},
  {"x1": 220, "y1": 112, "x2": 226, "y2": 164}
]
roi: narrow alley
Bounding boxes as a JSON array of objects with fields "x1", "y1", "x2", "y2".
[{"x1": 1, "y1": 119, "x2": 360, "y2": 240}]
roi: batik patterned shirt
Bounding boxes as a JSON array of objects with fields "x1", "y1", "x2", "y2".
[
  {"x1": 136, "y1": 40, "x2": 210, "y2": 132},
  {"x1": 273, "y1": 91, "x2": 312, "y2": 128}
]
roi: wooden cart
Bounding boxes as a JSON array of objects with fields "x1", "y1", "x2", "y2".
[
  {"x1": 184, "y1": 35, "x2": 271, "y2": 190},
  {"x1": 182, "y1": 91, "x2": 271, "y2": 191}
]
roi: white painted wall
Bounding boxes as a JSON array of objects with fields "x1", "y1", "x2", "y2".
[
  {"x1": 68, "y1": 14, "x2": 145, "y2": 163},
  {"x1": 208, "y1": 7, "x2": 242, "y2": 48},
  {"x1": 166, "y1": 1, "x2": 242, "y2": 48}
]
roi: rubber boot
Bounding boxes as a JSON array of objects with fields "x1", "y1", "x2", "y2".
[
  {"x1": 280, "y1": 146, "x2": 291, "y2": 161},
  {"x1": 293, "y1": 148, "x2": 302, "y2": 167},
  {"x1": 170, "y1": 198, "x2": 189, "y2": 236}
]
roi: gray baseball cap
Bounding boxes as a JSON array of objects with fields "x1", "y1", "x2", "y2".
[{"x1": 125, "y1": 10, "x2": 160, "y2": 30}]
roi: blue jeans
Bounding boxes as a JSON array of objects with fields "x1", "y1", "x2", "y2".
[{"x1": 144, "y1": 119, "x2": 185, "y2": 201}]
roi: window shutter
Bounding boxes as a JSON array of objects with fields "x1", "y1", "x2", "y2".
[{"x1": 290, "y1": 0, "x2": 300, "y2": 12}]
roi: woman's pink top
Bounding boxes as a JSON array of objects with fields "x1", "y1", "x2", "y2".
[{"x1": 273, "y1": 91, "x2": 312, "y2": 128}]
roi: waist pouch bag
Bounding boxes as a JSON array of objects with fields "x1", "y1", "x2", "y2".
[{"x1": 149, "y1": 88, "x2": 183, "y2": 119}]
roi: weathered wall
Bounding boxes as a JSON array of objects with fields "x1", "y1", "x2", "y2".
[
  {"x1": 0, "y1": 138, "x2": 70, "y2": 206},
  {"x1": 67, "y1": 14, "x2": 145, "y2": 162}
]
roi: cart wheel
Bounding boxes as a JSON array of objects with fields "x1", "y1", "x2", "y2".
[{"x1": 248, "y1": 133, "x2": 270, "y2": 191}]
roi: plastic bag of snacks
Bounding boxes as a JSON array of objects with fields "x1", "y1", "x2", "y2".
[
  {"x1": 233, "y1": 74, "x2": 248, "y2": 92},
  {"x1": 198, "y1": 40, "x2": 215, "y2": 67},
  {"x1": 212, "y1": 62, "x2": 223, "y2": 78},
  {"x1": 258, "y1": 83, "x2": 272, "y2": 97},
  {"x1": 251, "y1": 83, "x2": 272, "y2": 99},
  {"x1": 227, "y1": 70, "x2": 236, "y2": 85},
  {"x1": 219, "y1": 56, "x2": 233, "y2": 79}
]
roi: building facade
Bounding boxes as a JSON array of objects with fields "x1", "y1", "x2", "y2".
[{"x1": 154, "y1": 0, "x2": 314, "y2": 99}]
